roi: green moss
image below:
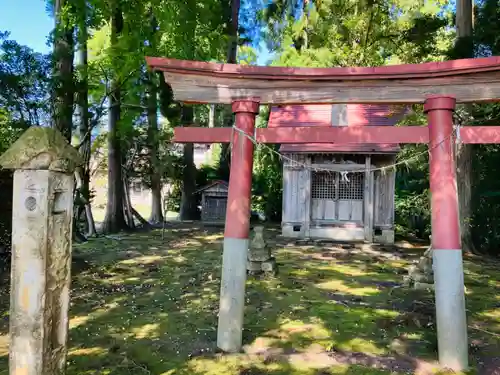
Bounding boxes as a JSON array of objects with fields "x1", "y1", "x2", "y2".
[
  {"x1": 0, "y1": 126, "x2": 81, "y2": 172},
  {"x1": 0, "y1": 227, "x2": 497, "y2": 374}
]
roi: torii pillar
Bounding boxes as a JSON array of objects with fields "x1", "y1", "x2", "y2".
[
  {"x1": 425, "y1": 96, "x2": 468, "y2": 371},
  {"x1": 217, "y1": 99, "x2": 260, "y2": 352}
]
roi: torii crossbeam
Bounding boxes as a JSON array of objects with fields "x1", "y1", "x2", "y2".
[{"x1": 147, "y1": 55, "x2": 500, "y2": 371}]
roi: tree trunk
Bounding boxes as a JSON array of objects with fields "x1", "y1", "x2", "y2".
[
  {"x1": 52, "y1": 0, "x2": 75, "y2": 141},
  {"x1": 122, "y1": 175, "x2": 135, "y2": 229},
  {"x1": 218, "y1": 0, "x2": 241, "y2": 179},
  {"x1": 218, "y1": 108, "x2": 233, "y2": 181},
  {"x1": 102, "y1": 4, "x2": 128, "y2": 234},
  {"x1": 144, "y1": 11, "x2": 164, "y2": 224},
  {"x1": 84, "y1": 202, "x2": 97, "y2": 236},
  {"x1": 179, "y1": 106, "x2": 198, "y2": 220},
  {"x1": 76, "y1": 17, "x2": 97, "y2": 237},
  {"x1": 455, "y1": 0, "x2": 476, "y2": 253},
  {"x1": 226, "y1": 0, "x2": 240, "y2": 64},
  {"x1": 209, "y1": 104, "x2": 215, "y2": 128},
  {"x1": 132, "y1": 207, "x2": 151, "y2": 228},
  {"x1": 147, "y1": 73, "x2": 164, "y2": 224},
  {"x1": 75, "y1": 168, "x2": 97, "y2": 237}
]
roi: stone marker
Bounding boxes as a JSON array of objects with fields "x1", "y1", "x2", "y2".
[
  {"x1": 247, "y1": 226, "x2": 277, "y2": 274},
  {"x1": 403, "y1": 246, "x2": 434, "y2": 290},
  {"x1": 0, "y1": 127, "x2": 81, "y2": 375}
]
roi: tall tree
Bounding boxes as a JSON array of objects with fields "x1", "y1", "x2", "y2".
[
  {"x1": 454, "y1": 0, "x2": 475, "y2": 253},
  {"x1": 218, "y1": 0, "x2": 241, "y2": 180},
  {"x1": 163, "y1": 0, "x2": 221, "y2": 221},
  {"x1": 227, "y1": 0, "x2": 241, "y2": 63},
  {"x1": 87, "y1": 0, "x2": 228, "y2": 225},
  {"x1": 52, "y1": 0, "x2": 75, "y2": 141},
  {"x1": 179, "y1": 105, "x2": 198, "y2": 220},
  {"x1": 144, "y1": 9, "x2": 164, "y2": 224},
  {"x1": 102, "y1": 1, "x2": 127, "y2": 233},
  {"x1": 75, "y1": 0, "x2": 97, "y2": 237},
  {"x1": 178, "y1": 0, "x2": 199, "y2": 221},
  {"x1": 146, "y1": 71, "x2": 163, "y2": 223}
]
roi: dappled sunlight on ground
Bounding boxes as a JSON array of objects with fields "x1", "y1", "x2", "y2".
[
  {"x1": 0, "y1": 224, "x2": 498, "y2": 374},
  {"x1": 0, "y1": 336, "x2": 7, "y2": 357},
  {"x1": 315, "y1": 279, "x2": 381, "y2": 296}
]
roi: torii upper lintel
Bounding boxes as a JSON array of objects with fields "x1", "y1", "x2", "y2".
[{"x1": 146, "y1": 55, "x2": 500, "y2": 104}]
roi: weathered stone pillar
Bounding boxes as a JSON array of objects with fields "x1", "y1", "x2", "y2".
[{"x1": 0, "y1": 127, "x2": 81, "y2": 375}]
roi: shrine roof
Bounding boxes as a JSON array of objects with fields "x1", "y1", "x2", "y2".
[
  {"x1": 268, "y1": 104, "x2": 402, "y2": 154},
  {"x1": 194, "y1": 180, "x2": 228, "y2": 194},
  {"x1": 146, "y1": 56, "x2": 500, "y2": 104}
]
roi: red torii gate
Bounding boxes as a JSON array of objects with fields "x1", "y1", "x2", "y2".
[{"x1": 147, "y1": 55, "x2": 500, "y2": 371}]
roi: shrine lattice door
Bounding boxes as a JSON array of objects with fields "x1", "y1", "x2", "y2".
[{"x1": 310, "y1": 170, "x2": 365, "y2": 224}]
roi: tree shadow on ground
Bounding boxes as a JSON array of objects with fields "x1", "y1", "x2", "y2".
[{"x1": 0, "y1": 223, "x2": 498, "y2": 375}]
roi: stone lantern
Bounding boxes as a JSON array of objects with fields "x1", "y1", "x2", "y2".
[{"x1": 247, "y1": 225, "x2": 277, "y2": 274}]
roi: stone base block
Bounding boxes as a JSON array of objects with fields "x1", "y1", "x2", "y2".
[
  {"x1": 414, "y1": 282, "x2": 434, "y2": 290},
  {"x1": 282, "y1": 223, "x2": 365, "y2": 241},
  {"x1": 248, "y1": 249, "x2": 271, "y2": 262},
  {"x1": 374, "y1": 229, "x2": 395, "y2": 245},
  {"x1": 262, "y1": 257, "x2": 277, "y2": 273},
  {"x1": 247, "y1": 260, "x2": 263, "y2": 273},
  {"x1": 247, "y1": 257, "x2": 278, "y2": 275},
  {"x1": 282, "y1": 223, "x2": 303, "y2": 238}
]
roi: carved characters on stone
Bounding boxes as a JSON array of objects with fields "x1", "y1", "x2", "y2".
[{"x1": 0, "y1": 127, "x2": 78, "y2": 375}]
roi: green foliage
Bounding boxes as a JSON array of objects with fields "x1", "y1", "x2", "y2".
[
  {"x1": 197, "y1": 164, "x2": 223, "y2": 185},
  {"x1": 77, "y1": 0, "x2": 233, "y2": 221},
  {"x1": 6, "y1": 0, "x2": 500, "y2": 251},
  {"x1": 0, "y1": 33, "x2": 51, "y2": 154},
  {"x1": 164, "y1": 181, "x2": 182, "y2": 212},
  {"x1": 0, "y1": 110, "x2": 24, "y2": 155},
  {"x1": 469, "y1": 103, "x2": 500, "y2": 254},
  {"x1": 238, "y1": 45, "x2": 258, "y2": 64},
  {"x1": 265, "y1": 0, "x2": 454, "y2": 68},
  {"x1": 0, "y1": 33, "x2": 51, "y2": 128},
  {"x1": 252, "y1": 106, "x2": 283, "y2": 221},
  {"x1": 390, "y1": 107, "x2": 431, "y2": 238},
  {"x1": 458, "y1": 1, "x2": 500, "y2": 254}
]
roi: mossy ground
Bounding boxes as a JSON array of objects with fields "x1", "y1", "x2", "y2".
[{"x1": 0, "y1": 224, "x2": 499, "y2": 374}]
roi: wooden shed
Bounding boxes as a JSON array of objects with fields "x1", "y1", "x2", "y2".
[
  {"x1": 197, "y1": 180, "x2": 229, "y2": 224},
  {"x1": 269, "y1": 104, "x2": 405, "y2": 244}
]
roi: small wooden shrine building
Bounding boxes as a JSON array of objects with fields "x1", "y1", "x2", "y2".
[
  {"x1": 196, "y1": 180, "x2": 228, "y2": 224},
  {"x1": 269, "y1": 104, "x2": 405, "y2": 244}
]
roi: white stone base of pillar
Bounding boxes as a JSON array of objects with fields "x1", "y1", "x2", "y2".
[
  {"x1": 433, "y1": 249, "x2": 469, "y2": 371},
  {"x1": 217, "y1": 237, "x2": 249, "y2": 353}
]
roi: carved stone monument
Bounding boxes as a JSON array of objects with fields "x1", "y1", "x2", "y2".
[
  {"x1": 0, "y1": 127, "x2": 81, "y2": 375},
  {"x1": 247, "y1": 226, "x2": 277, "y2": 274}
]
